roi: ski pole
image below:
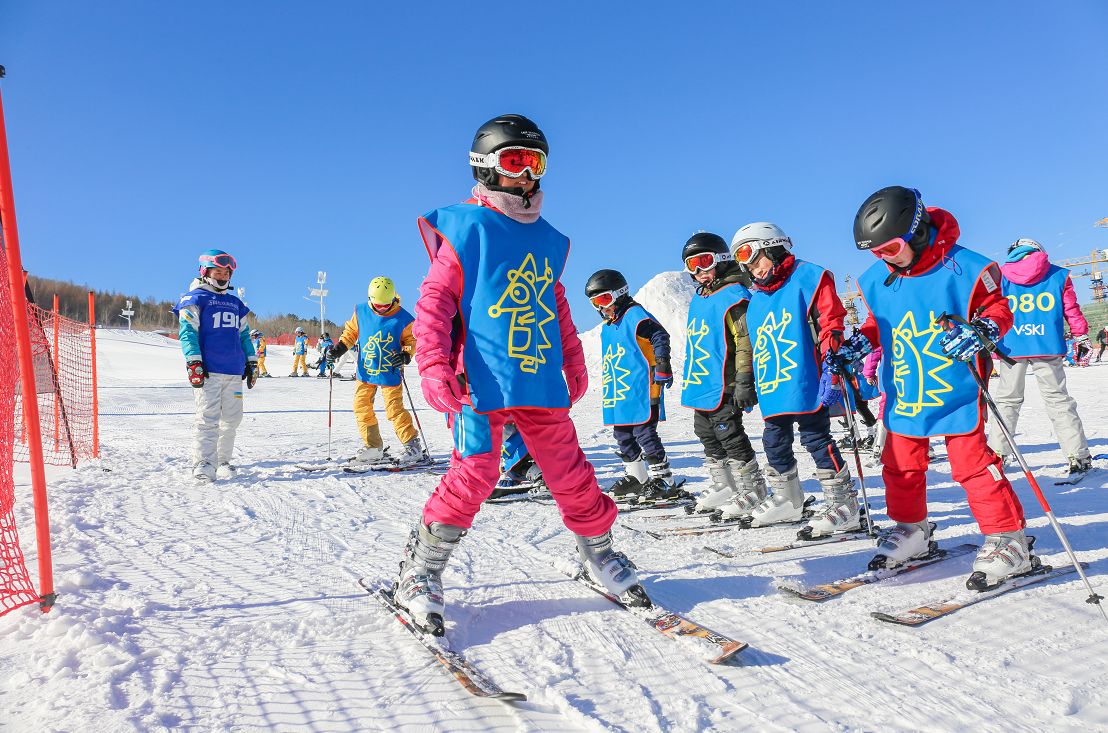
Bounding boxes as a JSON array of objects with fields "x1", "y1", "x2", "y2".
[
  {"x1": 936, "y1": 312, "x2": 1107, "y2": 622},
  {"x1": 401, "y1": 366, "x2": 431, "y2": 456},
  {"x1": 838, "y1": 380, "x2": 877, "y2": 538},
  {"x1": 326, "y1": 361, "x2": 334, "y2": 461}
]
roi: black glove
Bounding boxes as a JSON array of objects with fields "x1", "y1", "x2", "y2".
[
  {"x1": 326, "y1": 342, "x2": 348, "y2": 367},
  {"x1": 399, "y1": 351, "x2": 412, "y2": 366},
  {"x1": 187, "y1": 360, "x2": 207, "y2": 388},
  {"x1": 243, "y1": 362, "x2": 258, "y2": 389},
  {"x1": 653, "y1": 359, "x2": 674, "y2": 389},
  {"x1": 732, "y1": 373, "x2": 758, "y2": 409}
]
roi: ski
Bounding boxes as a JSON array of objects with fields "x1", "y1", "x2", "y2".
[
  {"x1": 778, "y1": 543, "x2": 978, "y2": 602},
  {"x1": 359, "y1": 578, "x2": 527, "y2": 702},
  {"x1": 343, "y1": 460, "x2": 448, "y2": 475},
  {"x1": 1052, "y1": 454, "x2": 1104, "y2": 486},
  {"x1": 704, "y1": 528, "x2": 882, "y2": 556},
  {"x1": 616, "y1": 497, "x2": 696, "y2": 514},
  {"x1": 553, "y1": 561, "x2": 746, "y2": 664},
  {"x1": 871, "y1": 563, "x2": 1086, "y2": 626}
]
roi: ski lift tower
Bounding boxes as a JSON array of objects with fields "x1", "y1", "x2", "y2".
[
  {"x1": 838, "y1": 275, "x2": 863, "y2": 326},
  {"x1": 307, "y1": 271, "x2": 328, "y2": 335},
  {"x1": 120, "y1": 300, "x2": 134, "y2": 329}
]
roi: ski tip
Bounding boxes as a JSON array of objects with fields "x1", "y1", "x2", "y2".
[{"x1": 709, "y1": 641, "x2": 749, "y2": 664}]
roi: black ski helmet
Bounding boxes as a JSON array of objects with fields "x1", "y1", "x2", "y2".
[
  {"x1": 853, "y1": 186, "x2": 932, "y2": 253},
  {"x1": 470, "y1": 114, "x2": 548, "y2": 193},
  {"x1": 585, "y1": 269, "x2": 629, "y2": 298}
]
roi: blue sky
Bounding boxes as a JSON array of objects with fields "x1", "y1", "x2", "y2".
[{"x1": 2, "y1": 2, "x2": 1107, "y2": 327}]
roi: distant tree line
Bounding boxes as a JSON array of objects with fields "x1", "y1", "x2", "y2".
[{"x1": 25, "y1": 274, "x2": 342, "y2": 336}]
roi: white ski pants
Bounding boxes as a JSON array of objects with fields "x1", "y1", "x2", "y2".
[
  {"x1": 988, "y1": 357, "x2": 1089, "y2": 460},
  {"x1": 192, "y1": 373, "x2": 244, "y2": 466}
]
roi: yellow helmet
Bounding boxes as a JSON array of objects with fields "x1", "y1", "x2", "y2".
[{"x1": 368, "y1": 276, "x2": 396, "y2": 306}]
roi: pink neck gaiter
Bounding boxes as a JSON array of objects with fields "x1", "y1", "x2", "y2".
[{"x1": 472, "y1": 184, "x2": 544, "y2": 224}]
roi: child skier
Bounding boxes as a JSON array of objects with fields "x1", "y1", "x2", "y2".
[
  {"x1": 392, "y1": 113, "x2": 644, "y2": 635},
  {"x1": 250, "y1": 329, "x2": 271, "y2": 377},
  {"x1": 849, "y1": 185, "x2": 1029, "y2": 589},
  {"x1": 585, "y1": 268, "x2": 676, "y2": 501},
  {"x1": 679, "y1": 233, "x2": 767, "y2": 518},
  {"x1": 325, "y1": 277, "x2": 426, "y2": 467},
  {"x1": 173, "y1": 249, "x2": 257, "y2": 481},
  {"x1": 316, "y1": 332, "x2": 334, "y2": 378},
  {"x1": 729, "y1": 222, "x2": 858, "y2": 537},
  {"x1": 990, "y1": 239, "x2": 1093, "y2": 475},
  {"x1": 290, "y1": 327, "x2": 310, "y2": 377}
]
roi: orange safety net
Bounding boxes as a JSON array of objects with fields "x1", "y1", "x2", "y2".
[
  {"x1": 0, "y1": 255, "x2": 38, "y2": 616},
  {"x1": 12, "y1": 299, "x2": 96, "y2": 467}
]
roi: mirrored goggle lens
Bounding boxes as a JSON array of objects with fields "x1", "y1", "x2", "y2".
[
  {"x1": 590, "y1": 292, "x2": 616, "y2": 307},
  {"x1": 203, "y1": 254, "x2": 238, "y2": 270},
  {"x1": 685, "y1": 253, "x2": 720, "y2": 272},
  {"x1": 732, "y1": 242, "x2": 758, "y2": 264},
  {"x1": 870, "y1": 238, "x2": 908, "y2": 259},
  {"x1": 496, "y1": 147, "x2": 547, "y2": 177}
]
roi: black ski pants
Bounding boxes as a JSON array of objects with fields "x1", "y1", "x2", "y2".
[{"x1": 693, "y1": 400, "x2": 755, "y2": 463}]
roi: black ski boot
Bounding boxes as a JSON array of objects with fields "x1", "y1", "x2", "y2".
[{"x1": 609, "y1": 476, "x2": 645, "y2": 500}]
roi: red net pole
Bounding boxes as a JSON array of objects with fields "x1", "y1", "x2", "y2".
[
  {"x1": 0, "y1": 78, "x2": 56, "y2": 612},
  {"x1": 52, "y1": 293, "x2": 60, "y2": 451},
  {"x1": 89, "y1": 291, "x2": 98, "y2": 458}
]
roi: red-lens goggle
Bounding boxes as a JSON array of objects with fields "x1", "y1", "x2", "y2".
[
  {"x1": 200, "y1": 253, "x2": 237, "y2": 271},
  {"x1": 731, "y1": 236, "x2": 791, "y2": 265},
  {"x1": 590, "y1": 285, "x2": 629, "y2": 308},
  {"x1": 869, "y1": 237, "x2": 910, "y2": 259},
  {"x1": 469, "y1": 146, "x2": 548, "y2": 179},
  {"x1": 684, "y1": 251, "x2": 732, "y2": 273}
]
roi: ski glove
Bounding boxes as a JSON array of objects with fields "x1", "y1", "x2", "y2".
[
  {"x1": 939, "y1": 317, "x2": 1000, "y2": 362},
  {"x1": 564, "y1": 362, "x2": 588, "y2": 404},
  {"x1": 816, "y1": 358, "x2": 843, "y2": 408},
  {"x1": 828, "y1": 332, "x2": 872, "y2": 375},
  {"x1": 243, "y1": 362, "x2": 258, "y2": 389},
  {"x1": 326, "y1": 342, "x2": 348, "y2": 366},
  {"x1": 732, "y1": 372, "x2": 758, "y2": 409},
  {"x1": 654, "y1": 358, "x2": 674, "y2": 389},
  {"x1": 421, "y1": 362, "x2": 465, "y2": 414},
  {"x1": 186, "y1": 360, "x2": 207, "y2": 388}
]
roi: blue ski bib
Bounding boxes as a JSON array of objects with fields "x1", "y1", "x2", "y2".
[
  {"x1": 859, "y1": 244, "x2": 994, "y2": 437},
  {"x1": 681, "y1": 282, "x2": 751, "y2": 411},
  {"x1": 1000, "y1": 265, "x2": 1068, "y2": 359},
  {"x1": 501, "y1": 423, "x2": 530, "y2": 473},
  {"x1": 746, "y1": 261, "x2": 825, "y2": 418},
  {"x1": 601, "y1": 304, "x2": 666, "y2": 426},
  {"x1": 173, "y1": 288, "x2": 251, "y2": 376},
  {"x1": 421, "y1": 204, "x2": 570, "y2": 413},
  {"x1": 354, "y1": 303, "x2": 414, "y2": 386}
]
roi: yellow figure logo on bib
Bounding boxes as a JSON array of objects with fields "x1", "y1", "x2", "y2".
[
  {"x1": 753, "y1": 310, "x2": 797, "y2": 394},
  {"x1": 891, "y1": 311, "x2": 953, "y2": 417},
  {"x1": 602, "y1": 343, "x2": 633, "y2": 408},
  {"x1": 684, "y1": 320, "x2": 711, "y2": 386},
  {"x1": 488, "y1": 252, "x2": 557, "y2": 374},
  {"x1": 363, "y1": 331, "x2": 399, "y2": 376}
]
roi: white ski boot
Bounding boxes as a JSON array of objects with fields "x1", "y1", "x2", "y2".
[
  {"x1": 868, "y1": 520, "x2": 934, "y2": 570},
  {"x1": 192, "y1": 461, "x2": 216, "y2": 482},
  {"x1": 394, "y1": 438, "x2": 429, "y2": 468},
  {"x1": 574, "y1": 530, "x2": 648, "y2": 607},
  {"x1": 610, "y1": 458, "x2": 649, "y2": 500},
  {"x1": 216, "y1": 462, "x2": 237, "y2": 480},
  {"x1": 716, "y1": 459, "x2": 768, "y2": 521},
  {"x1": 800, "y1": 466, "x2": 861, "y2": 538},
  {"x1": 351, "y1": 445, "x2": 388, "y2": 466},
  {"x1": 393, "y1": 522, "x2": 466, "y2": 636},
  {"x1": 966, "y1": 530, "x2": 1035, "y2": 591},
  {"x1": 744, "y1": 464, "x2": 806, "y2": 527},
  {"x1": 692, "y1": 457, "x2": 737, "y2": 514}
]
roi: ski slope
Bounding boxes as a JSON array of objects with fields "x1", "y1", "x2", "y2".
[{"x1": 2, "y1": 281, "x2": 1108, "y2": 732}]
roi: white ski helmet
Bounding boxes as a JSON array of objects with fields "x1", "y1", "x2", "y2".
[{"x1": 730, "y1": 222, "x2": 793, "y2": 265}]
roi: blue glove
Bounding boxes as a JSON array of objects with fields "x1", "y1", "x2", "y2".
[
  {"x1": 939, "y1": 318, "x2": 1000, "y2": 362},
  {"x1": 817, "y1": 358, "x2": 843, "y2": 408},
  {"x1": 829, "y1": 332, "x2": 872, "y2": 375}
]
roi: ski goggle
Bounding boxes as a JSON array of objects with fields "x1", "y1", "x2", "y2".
[
  {"x1": 731, "y1": 237, "x2": 792, "y2": 265},
  {"x1": 469, "y1": 146, "x2": 548, "y2": 179},
  {"x1": 869, "y1": 237, "x2": 911, "y2": 259},
  {"x1": 589, "y1": 285, "x2": 629, "y2": 308},
  {"x1": 199, "y1": 253, "x2": 237, "y2": 271},
  {"x1": 684, "y1": 251, "x2": 732, "y2": 273}
]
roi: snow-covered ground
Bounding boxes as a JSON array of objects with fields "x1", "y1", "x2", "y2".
[{"x1": 2, "y1": 281, "x2": 1108, "y2": 732}]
